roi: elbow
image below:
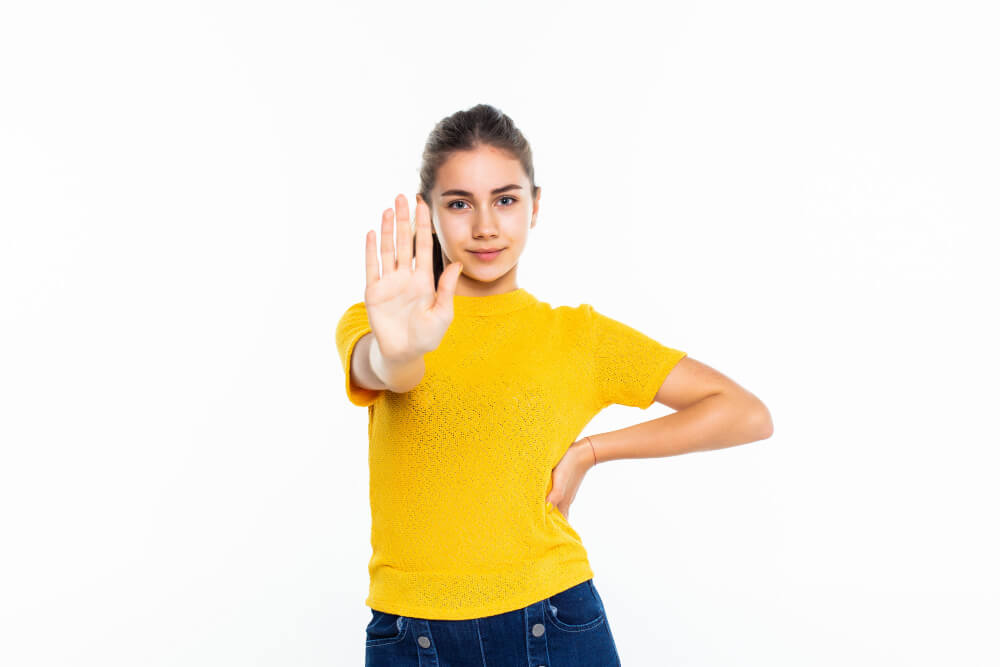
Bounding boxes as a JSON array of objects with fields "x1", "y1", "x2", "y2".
[
  {"x1": 717, "y1": 391, "x2": 775, "y2": 446},
  {"x1": 750, "y1": 402, "x2": 774, "y2": 441},
  {"x1": 731, "y1": 393, "x2": 772, "y2": 443}
]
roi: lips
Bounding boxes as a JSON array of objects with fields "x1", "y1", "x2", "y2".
[{"x1": 468, "y1": 248, "x2": 505, "y2": 261}]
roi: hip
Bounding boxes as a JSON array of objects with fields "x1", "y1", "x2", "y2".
[{"x1": 363, "y1": 578, "x2": 621, "y2": 666}]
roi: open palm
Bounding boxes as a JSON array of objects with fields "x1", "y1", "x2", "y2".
[{"x1": 363, "y1": 194, "x2": 464, "y2": 363}]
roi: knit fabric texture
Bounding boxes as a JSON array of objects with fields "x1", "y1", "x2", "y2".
[{"x1": 335, "y1": 287, "x2": 687, "y2": 620}]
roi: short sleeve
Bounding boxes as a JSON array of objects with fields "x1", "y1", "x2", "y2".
[
  {"x1": 335, "y1": 301, "x2": 383, "y2": 407},
  {"x1": 585, "y1": 304, "x2": 687, "y2": 409}
]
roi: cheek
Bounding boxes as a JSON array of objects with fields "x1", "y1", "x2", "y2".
[
  {"x1": 439, "y1": 232, "x2": 464, "y2": 251},
  {"x1": 433, "y1": 217, "x2": 459, "y2": 243},
  {"x1": 504, "y1": 222, "x2": 530, "y2": 244}
]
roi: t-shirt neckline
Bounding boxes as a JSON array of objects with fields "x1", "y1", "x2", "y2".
[{"x1": 451, "y1": 287, "x2": 538, "y2": 317}]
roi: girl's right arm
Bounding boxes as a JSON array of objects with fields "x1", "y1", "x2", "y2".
[{"x1": 350, "y1": 331, "x2": 425, "y2": 393}]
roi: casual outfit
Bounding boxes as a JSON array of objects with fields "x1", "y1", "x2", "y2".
[{"x1": 335, "y1": 288, "x2": 686, "y2": 663}]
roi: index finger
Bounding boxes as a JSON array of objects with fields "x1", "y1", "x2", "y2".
[{"x1": 365, "y1": 229, "x2": 379, "y2": 288}]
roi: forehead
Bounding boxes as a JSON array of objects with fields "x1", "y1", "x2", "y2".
[{"x1": 435, "y1": 146, "x2": 525, "y2": 193}]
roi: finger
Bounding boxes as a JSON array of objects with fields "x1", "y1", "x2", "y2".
[
  {"x1": 380, "y1": 207, "x2": 395, "y2": 274},
  {"x1": 365, "y1": 230, "x2": 379, "y2": 287},
  {"x1": 395, "y1": 194, "x2": 413, "y2": 272},
  {"x1": 435, "y1": 259, "x2": 464, "y2": 310},
  {"x1": 413, "y1": 196, "x2": 432, "y2": 275}
]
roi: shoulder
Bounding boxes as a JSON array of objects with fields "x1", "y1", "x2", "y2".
[
  {"x1": 527, "y1": 297, "x2": 593, "y2": 319},
  {"x1": 533, "y1": 301, "x2": 597, "y2": 342},
  {"x1": 551, "y1": 302, "x2": 596, "y2": 325}
]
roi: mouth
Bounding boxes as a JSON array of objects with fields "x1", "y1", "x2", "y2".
[{"x1": 468, "y1": 248, "x2": 505, "y2": 261}]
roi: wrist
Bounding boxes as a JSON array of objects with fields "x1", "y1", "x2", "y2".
[
  {"x1": 575, "y1": 436, "x2": 598, "y2": 471},
  {"x1": 369, "y1": 337, "x2": 424, "y2": 392}
]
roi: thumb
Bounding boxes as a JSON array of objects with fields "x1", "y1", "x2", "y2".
[{"x1": 435, "y1": 261, "x2": 463, "y2": 307}]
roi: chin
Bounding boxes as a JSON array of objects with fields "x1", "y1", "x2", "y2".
[{"x1": 469, "y1": 265, "x2": 515, "y2": 282}]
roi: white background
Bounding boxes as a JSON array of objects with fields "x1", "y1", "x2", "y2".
[{"x1": 2, "y1": 1, "x2": 998, "y2": 665}]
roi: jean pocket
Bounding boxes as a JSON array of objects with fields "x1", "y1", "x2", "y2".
[
  {"x1": 544, "y1": 579, "x2": 606, "y2": 631},
  {"x1": 365, "y1": 608, "x2": 408, "y2": 647}
]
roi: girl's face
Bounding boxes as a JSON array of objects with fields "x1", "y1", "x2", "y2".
[{"x1": 420, "y1": 145, "x2": 540, "y2": 296}]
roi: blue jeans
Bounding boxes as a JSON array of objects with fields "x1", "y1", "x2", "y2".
[{"x1": 364, "y1": 578, "x2": 621, "y2": 666}]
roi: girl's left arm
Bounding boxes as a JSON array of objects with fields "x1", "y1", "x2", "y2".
[{"x1": 583, "y1": 356, "x2": 773, "y2": 466}]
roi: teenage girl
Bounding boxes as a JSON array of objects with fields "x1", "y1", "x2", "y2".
[{"x1": 336, "y1": 104, "x2": 773, "y2": 666}]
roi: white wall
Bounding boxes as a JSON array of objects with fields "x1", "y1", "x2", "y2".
[{"x1": 1, "y1": 1, "x2": 997, "y2": 665}]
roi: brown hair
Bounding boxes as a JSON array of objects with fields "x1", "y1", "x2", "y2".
[{"x1": 416, "y1": 104, "x2": 539, "y2": 289}]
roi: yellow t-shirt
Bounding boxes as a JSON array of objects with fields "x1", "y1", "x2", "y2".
[{"x1": 335, "y1": 287, "x2": 686, "y2": 620}]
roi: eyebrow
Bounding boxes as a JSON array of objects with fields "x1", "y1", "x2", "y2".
[{"x1": 439, "y1": 184, "x2": 523, "y2": 197}]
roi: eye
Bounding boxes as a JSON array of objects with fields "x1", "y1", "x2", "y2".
[{"x1": 447, "y1": 196, "x2": 517, "y2": 209}]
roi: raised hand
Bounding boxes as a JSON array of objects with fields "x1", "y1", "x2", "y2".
[{"x1": 364, "y1": 194, "x2": 464, "y2": 365}]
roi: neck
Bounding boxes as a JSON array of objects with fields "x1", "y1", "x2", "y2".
[{"x1": 453, "y1": 268, "x2": 520, "y2": 297}]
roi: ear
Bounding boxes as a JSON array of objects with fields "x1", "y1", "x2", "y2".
[{"x1": 530, "y1": 185, "x2": 541, "y2": 228}]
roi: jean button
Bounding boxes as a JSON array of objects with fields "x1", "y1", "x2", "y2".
[
  {"x1": 417, "y1": 636, "x2": 431, "y2": 648},
  {"x1": 532, "y1": 622, "x2": 545, "y2": 637}
]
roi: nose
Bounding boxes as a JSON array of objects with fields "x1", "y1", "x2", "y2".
[{"x1": 471, "y1": 210, "x2": 501, "y2": 238}]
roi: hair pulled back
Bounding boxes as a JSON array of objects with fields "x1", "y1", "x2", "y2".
[{"x1": 417, "y1": 104, "x2": 538, "y2": 289}]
